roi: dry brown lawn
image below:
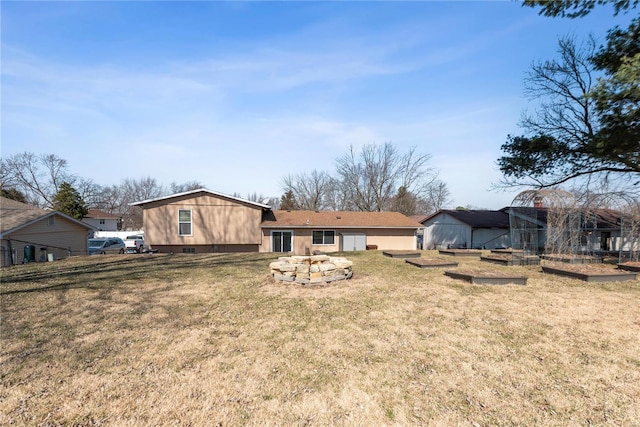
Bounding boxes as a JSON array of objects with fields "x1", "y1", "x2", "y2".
[{"x1": 1, "y1": 251, "x2": 639, "y2": 426}]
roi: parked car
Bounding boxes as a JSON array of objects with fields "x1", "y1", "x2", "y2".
[
  {"x1": 88, "y1": 237, "x2": 126, "y2": 255},
  {"x1": 124, "y1": 235, "x2": 145, "y2": 253}
]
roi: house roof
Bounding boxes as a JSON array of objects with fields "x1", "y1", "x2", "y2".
[
  {"x1": 423, "y1": 209, "x2": 511, "y2": 228},
  {"x1": 262, "y1": 210, "x2": 424, "y2": 229},
  {"x1": 0, "y1": 197, "x2": 96, "y2": 236},
  {"x1": 85, "y1": 209, "x2": 120, "y2": 219},
  {"x1": 410, "y1": 214, "x2": 430, "y2": 224},
  {"x1": 130, "y1": 188, "x2": 271, "y2": 209}
]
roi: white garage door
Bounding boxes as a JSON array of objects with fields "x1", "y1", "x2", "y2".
[{"x1": 341, "y1": 233, "x2": 366, "y2": 251}]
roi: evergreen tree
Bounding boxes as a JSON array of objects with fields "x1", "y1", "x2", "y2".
[
  {"x1": 280, "y1": 189, "x2": 300, "y2": 210},
  {"x1": 0, "y1": 188, "x2": 27, "y2": 203},
  {"x1": 52, "y1": 182, "x2": 89, "y2": 220},
  {"x1": 390, "y1": 186, "x2": 418, "y2": 216}
]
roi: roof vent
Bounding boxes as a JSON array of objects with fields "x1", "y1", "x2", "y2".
[{"x1": 336, "y1": 216, "x2": 342, "y2": 219}]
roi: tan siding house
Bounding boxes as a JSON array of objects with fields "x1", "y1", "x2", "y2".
[
  {"x1": 133, "y1": 190, "x2": 422, "y2": 254},
  {"x1": 261, "y1": 210, "x2": 422, "y2": 254},
  {"x1": 1, "y1": 197, "x2": 96, "y2": 266},
  {"x1": 131, "y1": 189, "x2": 270, "y2": 253}
]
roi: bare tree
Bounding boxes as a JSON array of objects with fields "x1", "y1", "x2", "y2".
[
  {"x1": 425, "y1": 179, "x2": 453, "y2": 213},
  {"x1": 243, "y1": 192, "x2": 278, "y2": 207},
  {"x1": 118, "y1": 177, "x2": 164, "y2": 230},
  {"x1": 281, "y1": 170, "x2": 332, "y2": 210},
  {"x1": 169, "y1": 180, "x2": 203, "y2": 194},
  {"x1": 335, "y1": 142, "x2": 438, "y2": 212},
  {"x1": 0, "y1": 152, "x2": 76, "y2": 207},
  {"x1": 323, "y1": 176, "x2": 354, "y2": 211}
]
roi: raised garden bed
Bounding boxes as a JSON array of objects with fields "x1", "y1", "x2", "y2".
[
  {"x1": 444, "y1": 270, "x2": 527, "y2": 285},
  {"x1": 481, "y1": 254, "x2": 540, "y2": 266},
  {"x1": 382, "y1": 250, "x2": 421, "y2": 258},
  {"x1": 438, "y1": 249, "x2": 483, "y2": 257},
  {"x1": 618, "y1": 262, "x2": 640, "y2": 272},
  {"x1": 490, "y1": 249, "x2": 525, "y2": 255},
  {"x1": 540, "y1": 254, "x2": 603, "y2": 264},
  {"x1": 542, "y1": 263, "x2": 637, "y2": 282},
  {"x1": 405, "y1": 258, "x2": 459, "y2": 268}
]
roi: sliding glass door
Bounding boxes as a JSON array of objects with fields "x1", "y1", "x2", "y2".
[{"x1": 272, "y1": 231, "x2": 293, "y2": 253}]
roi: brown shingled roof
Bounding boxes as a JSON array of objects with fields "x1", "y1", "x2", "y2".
[
  {"x1": 262, "y1": 210, "x2": 423, "y2": 228},
  {"x1": 1, "y1": 197, "x2": 51, "y2": 234}
]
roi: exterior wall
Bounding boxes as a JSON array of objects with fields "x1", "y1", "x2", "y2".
[
  {"x1": 260, "y1": 228, "x2": 417, "y2": 253},
  {"x1": 361, "y1": 229, "x2": 417, "y2": 251},
  {"x1": 471, "y1": 229, "x2": 511, "y2": 249},
  {"x1": 142, "y1": 193, "x2": 264, "y2": 250},
  {"x1": 2, "y1": 215, "x2": 92, "y2": 264},
  {"x1": 423, "y1": 213, "x2": 470, "y2": 250},
  {"x1": 422, "y1": 213, "x2": 510, "y2": 250},
  {"x1": 151, "y1": 244, "x2": 259, "y2": 254}
]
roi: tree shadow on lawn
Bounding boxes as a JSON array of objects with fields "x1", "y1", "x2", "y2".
[{"x1": 0, "y1": 253, "x2": 274, "y2": 295}]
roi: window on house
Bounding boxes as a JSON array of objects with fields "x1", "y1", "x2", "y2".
[
  {"x1": 178, "y1": 210, "x2": 192, "y2": 236},
  {"x1": 182, "y1": 247, "x2": 195, "y2": 253},
  {"x1": 312, "y1": 230, "x2": 335, "y2": 245},
  {"x1": 99, "y1": 219, "x2": 106, "y2": 225},
  {"x1": 48, "y1": 216, "x2": 55, "y2": 226}
]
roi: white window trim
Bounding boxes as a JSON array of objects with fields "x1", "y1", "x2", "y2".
[
  {"x1": 178, "y1": 209, "x2": 193, "y2": 236},
  {"x1": 312, "y1": 230, "x2": 335, "y2": 245}
]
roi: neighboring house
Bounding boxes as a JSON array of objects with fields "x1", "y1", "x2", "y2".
[
  {"x1": 83, "y1": 209, "x2": 120, "y2": 231},
  {"x1": 0, "y1": 197, "x2": 96, "y2": 266},
  {"x1": 261, "y1": 210, "x2": 423, "y2": 253},
  {"x1": 421, "y1": 209, "x2": 511, "y2": 250},
  {"x1": 131, "y1": 189, "x2": 271, "y2": 253},
  {"x1": 132, "y1": 189, "x2": 423, "y2": 254}
]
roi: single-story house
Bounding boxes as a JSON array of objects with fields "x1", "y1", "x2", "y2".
[
  {"x1": 132, "y1": 189, "x2": 423, "y2": 254},
  {"x1": 83, "y1": 209, "x2": 120, "y2": 231},
  {"x1": 131, "y1": 189, "x2": 271, "y2": 253},
  {"x1": 0, "y1": 197, "x2": 97, "y2": 266},
  {"x1": 420, "y1": 209, "x2": 511, "y2": 250},
  {"x1": 261, "y1": 210, "x2": 423, "y2": 253}
]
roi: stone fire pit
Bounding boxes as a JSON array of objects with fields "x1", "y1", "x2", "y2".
[{"x1": 270, "y1": 255, "x2": 353, "y2": 285}]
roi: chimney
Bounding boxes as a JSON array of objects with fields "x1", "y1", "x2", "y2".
[{"x1": 533, "y1": 196, "x2": 543, "y2": 208}]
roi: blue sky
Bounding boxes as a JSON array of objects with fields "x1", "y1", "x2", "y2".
[{"x1": 1, "y1": 1, "x2": 632, "y2": 209}]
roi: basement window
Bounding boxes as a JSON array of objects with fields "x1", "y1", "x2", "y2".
[
  {"x1": 182, "y1": 247, "x2": 195, "y2": 253},
  {"x1": 312, "y1": 230, "x2": 335, "y2": 245}
]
